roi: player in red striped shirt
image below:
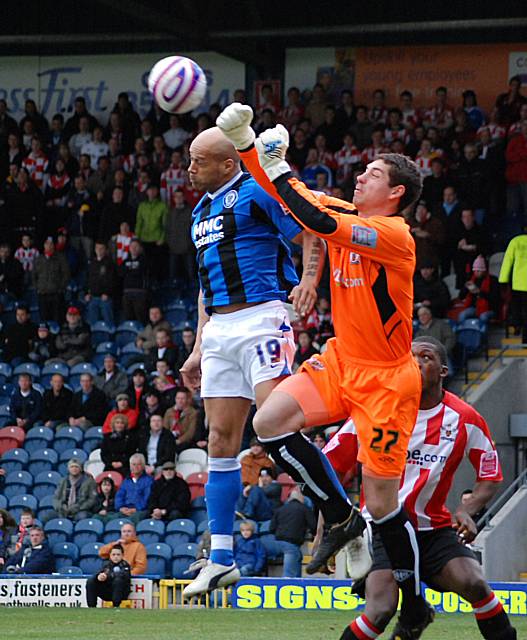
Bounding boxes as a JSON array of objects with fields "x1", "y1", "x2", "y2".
[{"x1": 327, "y1": 336, "x2": 516, "y2": 640}]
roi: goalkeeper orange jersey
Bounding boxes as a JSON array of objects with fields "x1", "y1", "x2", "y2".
[{"x1": 240, "y1": 147, "x2": 415, "y2": 364}]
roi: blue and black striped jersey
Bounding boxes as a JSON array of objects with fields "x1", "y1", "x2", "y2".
[{"x1": 191, "y1": 172, "x2": 302, "y2": 313}]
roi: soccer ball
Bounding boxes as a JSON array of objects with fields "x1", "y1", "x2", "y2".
[{"x1": 148, "y1": 55, "x2": 207, "y2": 114}]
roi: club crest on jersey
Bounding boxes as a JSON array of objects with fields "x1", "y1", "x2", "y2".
[
  {"x1": 349, "y1": 252, "x2": 361, "y2": 264},
  {"x1": 440, "y1": 423, "x2": 458, "y2": 442},
  {"x1": 223, "y1": 190, "x2": 238, "y2": 208},
  {"x1": 351, "y1": 225, "x2": 377, "y2": 248}
]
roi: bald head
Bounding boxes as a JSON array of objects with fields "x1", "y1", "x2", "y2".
[{"x1": 188, "y1": 126, "x2": 241, "y2": 192}]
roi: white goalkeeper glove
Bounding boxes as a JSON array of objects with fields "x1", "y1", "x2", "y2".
[
  {"x1": 216, "y1": 102, "x2": 255, "y2": 150},
  {"x1": 254, "y1": 125, "x2": 292, "y2": 182}
]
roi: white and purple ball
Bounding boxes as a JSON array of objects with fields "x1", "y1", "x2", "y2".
[{"x1": 148, "y1": 55, "x2": 207, "y2": 114}]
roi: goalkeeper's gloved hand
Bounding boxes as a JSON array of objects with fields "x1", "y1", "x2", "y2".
[
  {"x1": 254, "y1": 124, "x2": 292, "y2": 182},
  {"x1": 216, "y1": 103, "x2": 255, "y2": 150}
]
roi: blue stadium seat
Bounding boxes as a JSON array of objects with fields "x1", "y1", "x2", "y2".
[
  {"x1": 115, "y1": 321, "x2": 142, "y2": 348},
  {"x1": 126, "y1": 363, "x2": 146, "y2": 375},
  {"x1": 191, "y1": 496, "x2": 206, "y2": 510},
  {"x1": 37, "y1": 495, "x2": 55, "y2": 522},
  {"x1": 57, "y1": 449, "x2": 88, "y2": 475},
  {"x1": 146, "y1": 542, "x2": 172, "y2": 577},
  {"x1": 28, "y1": 448, "x2": 58, "y2": 475},
  {"x1": 0, "y1": 382, "x2": 14, "y2": 398},
  {"x1": 0, "y1": 403, "x2": 11, "y2": 418},
  {"x1": 24, "y1": 426, "x2": 54, "y2": 453},
  {"x1": 164, "y1": 308, "x2": 188, "y2": 326},
  {"x1": 90, "y1": 322, "x2": 116, "y2": 347},
  {"x1": 165, "y1": 519, "x2": 196, "y2": 550},
  {"x1": 95, "y1": 341, "x2": 119, "y2": 355},
  {"x1": 0, "y1": 495, "x2": 7, "y2": 510},
  {"x1": 171, "y1": 542, "x2": 198, "y2": 579},
  {"x1": 53, "y1": 426, "x2": 84, "y2": 454},
  {"x1": 44, "y1": 518, "x2": 74, "y2": 545},
  {"x1": 120, "y1": 342, "x2": 143, "y2": 355},
  {"x1": 136, "y1": 519, "x2": 165, "y2": 545},
  {"x1": 0, "y1": 447, "x2": 29, "y2": 473},
  {"x1": 196, "y1": 519, "x2": 208, "y2": 537},
  {"x1": 13, "y1": 362, "x2": 41, "y2": 380},
  {"x1": 83, "y1": 426, "x2": 103, "y2": 453},
  {"x1": 4, "y1": 470, "x2": 33, "y2": 498},
  {"x1": 59, "y1": 565, "x2": 83, "y2": 575},
  {"x1": 189, "y1": 509, "x2": 207, "y2": 527},
  {"x1": 258, "y1": 520, "x2": 272, "y2": 535},
  {"x1": 456, "y1": 320, "x2": 487, "y2": 382},
  {"x1": 73, "y1": 518, "x2": 104, "y2": 547},
  {"x1": 53, "y1": 541, "x2": 80, "y2": 570},
  {"x1": 41, "y1": 362, "x2": 70, "y2": 379},
  {"x1": 69, "y1": 362, "x2": 98, "y2": 377},
  {"x1": 0, "y1": 363, "x2": 13, "y2": 383},
  {"x1": 9, "y1": 494, "x2": 38, "y2": 513},
  {"x1": 103, "y1": 518, "x2": 131, "y2": 544},
  {"x1": 79, "y1": 542, "x2": 104, "y2": 574},
  {"x1": 33, "y1": 470, "x2": 61, "y2": 500}
]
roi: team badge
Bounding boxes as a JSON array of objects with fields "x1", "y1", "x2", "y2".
[
  {"x1": 223, "y1": 190, "x2": 238, "y2": 208},
  {"x1": 351, "y1": 225, "x2": 377, "y2": 248},
  {"x1": 349, "y1": 252, "x2": 361, "y2": 264},
  {"x1": 479, "y1": 451, "x2": 498, "y2": 478}
]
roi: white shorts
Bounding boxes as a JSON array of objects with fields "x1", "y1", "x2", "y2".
[{"x1": 200, "y1": 300, "x2": 295, "y2": 400}]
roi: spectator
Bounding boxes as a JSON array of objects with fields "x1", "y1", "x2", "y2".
[
  {"x1": 5, "y1": 526, "x2": 55, "y2": 574},
  {"x1": 421, "y1": 158, "x2": 449, "y2": 208},
  {"x1": 14, "y1": 233, "x2": 39, "y2": 286},
  {"x1": 92, "y1": 476, "x2": 118, "y2": 522},
  {"x1": 147, "y1": 460, "x2": 191, "y2": 521},
  {"x1": 413, "y1": 261, "x2": 451, "y2": 318},
  {"x1": 126, "y1": 369, "x2": 151, "y2": 411},
  {"x1": 312, "y1": 433, "x2": 327, "y2": 450},
  {"x1": 241, "y1": 437, "x2": 276, "y2": 486},
  {"x1": 81, "y1": 126, "x2": 109, "y2": 170},
  {"x1": 110, "y1": 220, "x2": 134, "y2": 267},
  {"x1": 435, "y1": 185, "x2": 463, "y2": 277},
  {"x1": 86, "y1": 543, "x2": 132, "y2": 608},
  {"x1": 10, "y1": 508, "x2": 34, "y2": 555},
  {"x1": 0, "y1": 242, "x2": 24, "y2": 302},
  {"x1": 453, "y1": 143, "x2": 490, "y2": 221},
  {"x1": 112, "y1": 93, "x2": 141, "y2": 146},
  {"x1": 453, "y1": 208, "x2": 486, "y2": 289},
  {"x1": 28, "y1": 322, "x2": 57, "y2": 365},
  {"x1": 289, "y1": 128, "x2": 309, "y2": 171},
  {"x1": 64, "y1": 97, "x2": 98, "y2": 140},
  {"x1": 9, "y1": 373, "x2": 42, "y2": 431},
  {"x1": 67, "y1": 201, "x2": 97, "y2": 267},
  {"x1": 409, "y1": 199, "x2": 446, "y2": 270},
  {"x1": 2, "y1": 303, "x2": 36, "y2": 363},
  {"x1": 234, "y1": 520, "x2": 266, "y2": 577},
  {"x1": 99, "y1": 187, "x2": 133, "y2": 243},
  {"x1": 300, "y1": 148, "x2": 333, "y2": 190},
  {"x1": 145, "y1": 328, "x2": 178, "y2": 372},
  {"x1": 160, "y1": 150, "x2": 186, "y2": 205},
  {"x1": 137, "y1": 390, "x2": 165, "y2": 429},
  {"x1": 102, "y1": 393, "x2": 139, "y2": 435},
  {"x1": 87, "y1": 156, "x2": 113, "y2": 203},
  {"x1": 495, "y1": 75, "x2": 526, "y2": 126},
  {"x1": 499, "y1": 230, "x2": 527, "y2": 343},
  {"x1": 22, "y1": 136, "x2": 49, "y2": 193},
  {"x1": 0, "y1": 509, "x2": 16, "y2": 568},
  {"x1": 458, "y1": 256, "x2": 500, "y2": 323},
  {"x1": 68, "y1": 116, "x2": 93, "y2": 159},
  {"x1": 165, "y1": 189, "x2": 196, "y2": 291},
  {"x1": 349, "y1": 105, "x2": 373, "y2": 151},
  {"x1": 236, "y1": 483, "x2": 273, "y2": 522},
  {"x1": 175, "y1": 328, "x2": 196, "y2": 373},
  {"x1": 99, "y1": 522, "x2": 147, "y2": 576},
  {"x1": 85, "y1": 240, "x2": 117, "y2": 326},
  {"x1": 101, "y1": 414, "x2": 139, "y2": 477},
  {"x1": 258, "y1": 468, "x2": 282, "y2": 512},
  {"x1": 162, "y1": 388, "x2": 198, "y2": 453},
  {"x1": 413, "y1": 306, "x2": 456, "y2": 359},
  {"x1": 120, "y1": 239, "x2": 148, "y2": 324},
  {"x1": 69, "y1": 373, "x2": 108, "y2": 429},
  {"x1": 152, "y1": 374, "x2": 177, "y2": 409},
  {"x1": 505, "y1": 119, "x2": 527, "y2": 219},
  {"x1": 42, "y1": 373, "x2": 73, "y2": 427},
  {"x1": 51, "y1": 458, "x2": 98, "y2": 522},
  {"x1": 163, "y1": 114, "x2": 190, "y2": 150},
  {"x1": 33, "y1": 237, "x2": 70, "y2": 323},
  {"x1": 53, "y1": 306, "x2": 91, "y2": 366},
  {"x1": 138, "y1": 414, "x2": 176, "y2": 474},
  {"x1": 463, "y1": 90, "x2": 486, "y2": 131},
  {"x1": 136, "y1": 306, "x2": 172, "y2": 352},
  {"x1": 270, "y1": 489, "x2": 316, "y2": 578},
  {"x1": 423, "y1": 86, "x2": 454, "y2": 133},
  {"x1": 94, "y1": 354, "x2": 128, "y2": 402},
  {"x1": 114, "y1": 453, "x2": 154, "y2": 523},
  {"x1": 135, "y1": 184, "x2": 167, "y2": 284},
  {"x1": 294, "y1": 330, "x2": 319, "y2": 370}
]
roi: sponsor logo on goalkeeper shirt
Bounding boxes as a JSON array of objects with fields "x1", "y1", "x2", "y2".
[{"x1": 333, "y1": 268, "x2": 364, "y2": 289}]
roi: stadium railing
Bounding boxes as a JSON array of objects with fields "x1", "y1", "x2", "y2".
[{"x1": 159, "y1": 579, "x2": 230, "y2": 609}]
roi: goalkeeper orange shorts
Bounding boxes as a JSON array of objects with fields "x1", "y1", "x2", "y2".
[{"x1": 276, "y1": 338, "x2": 421, "y2": 478}]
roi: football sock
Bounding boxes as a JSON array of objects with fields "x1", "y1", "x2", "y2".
[
  {"x1": 339, "y1": 615, "x2": 381, "y2": 640},
  {"x1": 205, "y1": 458, "x2": 242, "y2": 566},
  {"x1": 372, "y1": 506, "x2": 424, "y2": 614},
  {"x1": 259, "y1": 432, "x2": 351, "y2": 524},
  {"x1": 472, "y1": 593, "x2": 517, "y2": 639}
]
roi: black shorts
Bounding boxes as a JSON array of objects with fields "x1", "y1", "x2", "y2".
[{"x1": 371, "y1": 526, "x2": 477, "y2": 588}]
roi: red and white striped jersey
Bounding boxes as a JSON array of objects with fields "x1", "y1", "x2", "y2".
[
  {"x1": 423, "y1": 105, "x2": 454, "y2": 128},
  {"x1": 323, "y1": 390, "x2": 502, "y2": 531},
  {"x1": 384, "y1": 127, "x2": 410, "y2": 146},
  {"x1": 14, "y1": 246, "x2": 40, "y2": 271},
  {"x1": 477, "y1": 124, "x2": 506, "y2": 141},
  {"x1": 401, "y1": 108, "x2": 422, "y2": 129},
  {"x1": 335, "y1": 144, "x2": 362, "y2": 183},
  {"x1": 22, "y1": 152, "x2": 49, "y2": 190},
  {"x1": 160, "y1": 165, "x2": 186, "y2": 205},
  {"x1": 115, "y1": 232, "x2": 134, "y2": 265},
  {"x1": 415, "y1": 151, "x2": 443, "y2": 178},
  {"x1": 361, "y1": 144, "x2": 390, "y2": 165}
]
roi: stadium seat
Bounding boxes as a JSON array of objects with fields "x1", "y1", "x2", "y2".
[
  {"x1": 28, "y1": 448, "x2": 59, "y2": 475},
  {"x1": 165, "y1": 308, "x2": 188, "y2": 326},
  {"x1": 33, "y1": 470, "x2": 62, "y2": 500},
  {"x1": 0, "y1": 362, "x2": 13, "y2": 383},
  {"x1": 488, "y1": 252, "x2": 505, "y2": 278},
  {"x1": 89, "y1": 448, "x2": 102, "y2": 462},
  {"x1": 146, "y1": 542, "x2": 172, "y2": 576},
  {"x1": 85, "y1": 460, "x2": 105, "y2": 478},
  {"x1": 277, "y1": 473, "x2": 296, "y2": 503},
  {"x1": 44, "y1": 518, "x2": 74, "y2": 545},
  {"x1": 0, "y1": 404, "x2": 11, "y2": 418},
  {"x1": 83, "y1": 428, "x2": 103, "y2": 453},
  {"x1": 53, "y1": 426, "x2": 84, "y2": 454},
  {"x1": 4, "y1": 470, "x2": 34, "y2": 498},
  {"x1": 196, "y1": 519, "x2": 208, "y2": 537},
  {"x1": 0, "y1": 447, "x2": 29, "y2": 473},
  {"x1": 53, "y1": 541, "x2": 80, "y2": 570},
  {"x1": 70, "y1": 362, "x2": 98, "y2": 377},
  {"x1": 118, "y1": 345, "x2": 146, "y2": 369},
  {"x1": 104, "y1": 518, "x2": 131, "y2": 543},
  {"x1": 175, "y1": 462, "x2": 202, "y2": 479},
  {"x1": 0, "y1": 382, "x2": 14, "y2": 399},
  {"x1": 189, "y1": 508, "x2": 207, "y2": 527},
  {"x1": 41, "y1": 362, "x2": 70, "y2": 379},
  {"x1": 9, "y1": 494, "x2": 38, "y2": 514},
  {"x1": 57, "y1": 449, "x2": 88, "y2": 475},
  {"x1": 177, "y1": 448, "x2": 208, "y2": 469},
  {"x1": 13, "y1": 362, "x2": 41, "y2": 380},
  {"x1": 0, "y1": 495, "x2": 7, "y2": 510},
  {"x1": 24, "y1": 426, "x2": 54, "y2": 453},
  {"x1": 73, "y1": 518, "x2": 105, "y2": 547},
  {"x1": 37, "y1": 495, "x2": 56, "y2": 522},
  {"x1": 95, "y1": 470, "x2": 123, "y2": 489},
  {"x1": 95, "y1": 341, "x2": 119, "y2": 355},
  {"x1": 126, "y1": 363, "x2": 146, "y2": 375},
  {"x1": 90, "y1": 322, "x2": 116, "y2": 347},
  {"x1": 0, "y1": 425, "x2": 26, "y2": 447},
  {"x1": 137, "y1": 519, "x2": 165, "y2": 544},
  {"x1": 456, "y1": 320, "x2": 487, "y2": 382},
  {"x1": 191, "y1": 495, "x2": 206, "y2": 510},
  {"x1": 59, "y1": 566, "x2": 83, "y2": 575},
  {"x1": 79, "y1": 542, "x2": 104, "y2": 574},
  {"x1": 0, "y1": 436, "x2": 18, "y2": 456},
  {"x1": 115, "y1": 321, "x2": 142, "y2": 347},
  {"x1": 171, "y1": 542, "x2": 198, "y2": 579},
  {"x1": 165, "y1": 519, "x2": 196, "y2": 550},
  {"x1": 258, "y1": 520, "x2": 272, "y2": 535}
]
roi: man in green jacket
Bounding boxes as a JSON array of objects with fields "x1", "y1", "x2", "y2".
[
  {"x1": 499, "y1": 230, "x2": 527, "y2": 343},
  {"x1": 135, "y1": 183, "x2": 168, "y2": 284}
]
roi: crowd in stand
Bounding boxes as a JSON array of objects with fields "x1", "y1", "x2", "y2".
[{"x1": 0, "y1": 73, "x2": 526, "y2": 581}]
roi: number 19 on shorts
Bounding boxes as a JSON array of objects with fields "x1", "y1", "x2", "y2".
[{"x1": 255, "y1": 339, "x2": 281, "y2": 367}]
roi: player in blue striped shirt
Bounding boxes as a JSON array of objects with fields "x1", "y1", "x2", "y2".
[{"x1": 181, "y1": 127, "x2": 324, "y2": 596}]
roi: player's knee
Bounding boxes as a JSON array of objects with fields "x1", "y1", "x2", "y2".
[{"x1": 463, "y1": 577, "x2": 491, "y2": 604}]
